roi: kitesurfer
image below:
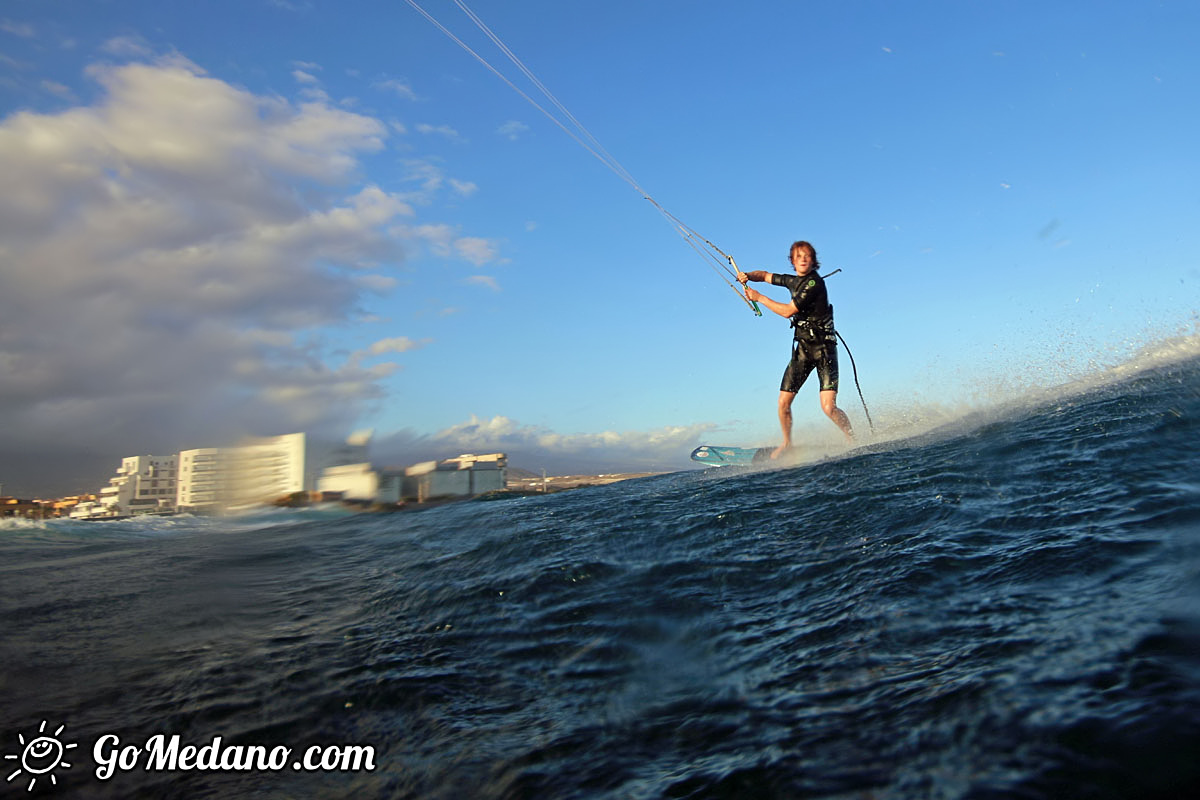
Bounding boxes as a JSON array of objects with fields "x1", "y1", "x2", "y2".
[{"x1": 738, "y1": 240, "x2": 854, "y2": 457}]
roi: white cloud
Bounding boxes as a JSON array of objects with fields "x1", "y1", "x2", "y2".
[
  {"x1": 355, "y1": 273, "x2": 398, "y2": 291},
  {"x1": 456, "y1": 236, "x2": 498, "y2": 265},
  {"x1": 341, "y1": 335, "x2": 432, "y2": 369},
  {"x1": 465, "y1": 275, "x2": 500, "y2": 291},
  {"x1": 407, "y1": 222, "x2": 455, "y2": 254},
  {"x1": 270, "y1": 1, "x2": 316, "y2": 12},
  {"x1": 367, "y1": 336, "x2": 431, "y2": 356},
  {"x1": 40, "y1": 80, "x2": 75, "y2": 100},
  {"x1": 289, "y1": 67, "x2": 328, "y2": 103},
  {"x1": 1, "y1": 19, "x2": 35, "y2": 38},
  {"x1": 401, "y1": 159, "x2": 446, "y2": 193},
  {"x1": 416, "y1": 122, "x2": 462, "y2": 141},
  {"x1": 449, "y1": 178, "x2": 477, "y2": 197},
  {"x1": 100, "y1": 35, "x2": 153, "y2": 58},
  {"x1": 0, "y1": 56, "x2": 419, "y2": 493},
  {"x1": 376, "y1": 78, "x2": 418, "y2": 101},
  {"x1": 496, "y1": 120, "x2": 529, "y2": 141},
  {"x1": 399, "y1": 224, "x2": 499, "y2": 267},
  {"x1": 395, "y1": 164, "x2": 475, "y2": 203}
]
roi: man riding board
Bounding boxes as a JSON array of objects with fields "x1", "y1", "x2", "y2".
[{"x1": 738, "y1": 240, "x2": 854, "y2": 458}]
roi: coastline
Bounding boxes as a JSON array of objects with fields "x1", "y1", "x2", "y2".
[
  {"x1": 1, "y1": 471, "x2": 668, "y2": 522},
  {"x1": 401, "y1": 471, "x2": 667, "y2": 509},
  {"x1": 503, "y1": 471, "x2": 664, "y2": 494}
]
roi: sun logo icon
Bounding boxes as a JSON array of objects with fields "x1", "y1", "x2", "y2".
[{"x1": 4, "y1": 721, "x2": 77, "y2": 792}]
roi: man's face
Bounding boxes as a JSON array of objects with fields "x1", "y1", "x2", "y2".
[{"x1": 791, "y1": 247, "x2": 813, "y2": 275}]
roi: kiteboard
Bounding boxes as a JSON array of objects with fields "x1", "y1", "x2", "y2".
[{"x1": 690, "y1": 445, "x2": 774, "y2": 466}]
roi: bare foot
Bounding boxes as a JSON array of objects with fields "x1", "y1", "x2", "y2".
[{"x1": 771, "y1": 444, "x2": 792, "y2": 460}]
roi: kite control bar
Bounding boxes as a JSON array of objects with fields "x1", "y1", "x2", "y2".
[{"x1": 728, "y1": 255, "x2": 763, "y2": 316}]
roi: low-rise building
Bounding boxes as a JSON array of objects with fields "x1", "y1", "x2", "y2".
[
  {"x1": 2, "y1": 497, "x2": 49, "y2": 519},
  {"x1": 317, "y1": 453, "x2": 507, "y2": 505},
  {"x1": 316, "y1": 463, "x2": 378, "y2": 503},
  {"x1": 402, "y1": 453, "x2": 506, "y2": 502}
]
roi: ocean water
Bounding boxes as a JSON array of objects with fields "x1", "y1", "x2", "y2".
[{"x1": 3, "y1": 347, "x2": 1199, "y2": 799}]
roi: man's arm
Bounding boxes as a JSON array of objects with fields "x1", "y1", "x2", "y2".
[
  {"x1": 745, "y1": 286, "x2": 798, "y2": 319},
  {"x1": 736, "y1": 271, "x2": 798, "y2": 319},
  {"x1": 737, "y1": 270, "x2": 771, "y2": 283}
]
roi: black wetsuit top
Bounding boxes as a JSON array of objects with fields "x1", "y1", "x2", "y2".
[
  {"x1": 768, "y1": 272, "x2": 834, "y2": 340},
  {"x1": 769, "y1": 271, "x2": 839, "y2": 392}
]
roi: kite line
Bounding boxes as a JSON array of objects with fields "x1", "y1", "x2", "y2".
[{"x1": 403, "y1": 0, "x2": 761, "y2": 315}]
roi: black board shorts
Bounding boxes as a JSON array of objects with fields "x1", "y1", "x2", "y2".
[{"x1": 780, "y1": 336, "x2": 839, "y2": 394}]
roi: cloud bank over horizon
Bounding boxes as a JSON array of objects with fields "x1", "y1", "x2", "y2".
[
  {"x1": 371, "y1": 415, "x2": 716, "y2": 476},
  {"x1": 0, "y1": 53, "x2": 717, "y2": 495},
  {"x1": 0, "y1": 55, "x2": 428, "y2": 492}
]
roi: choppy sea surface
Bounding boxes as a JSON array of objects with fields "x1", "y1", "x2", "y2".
[{"x1": 3, "y1": 345, "x2": 1200, "y2": 799}]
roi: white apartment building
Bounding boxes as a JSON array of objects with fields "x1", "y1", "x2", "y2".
[
  {"x1": 176, "y1": 448, "x2": 221, "y2": 513},
  {"x1": 176, "y1": 433, "x2": 307, "y2": 513},
  {"x1": 71, "y1": 454, "x2": 178, "y2": 518},
  {"x1": 226, "y1": 432, "x2": 306, "y2": 509}
]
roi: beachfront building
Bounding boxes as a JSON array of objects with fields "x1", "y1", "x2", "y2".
[
  {"x1": 401, "y1": 453, "x2": 507, "y2": 502},
  {"x1": 317, "y1": 463, "x2": 378, "y2": 503},
  {"x1": 316, "y1": 453, "x2": 507, "y2": 505},
  {"x1": 2, "y1": 497, "x2": 49, "y2": 519},
  {"x1": 225, "y1": 432, "x2": 306, "y2": 510},
  {"x1": 376, "y1": 469, "x2": 409, "y2": 505},
  {"x1": 176, "y1": 448, "x2": 221, "y2": 513},
  {"x1": 177, "y1": 433, "x2": 307, "y2": 513},
  {"x1": 71, "y1": 454, "x2": 178, "y2": 519},
  {"x1": 65, "y1": 435, "x2": 510, "y2": 517}
]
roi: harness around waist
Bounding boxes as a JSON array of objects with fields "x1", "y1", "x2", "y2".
[{"x1": 791, "y1": 317, "x2": 836, "y2": 340}]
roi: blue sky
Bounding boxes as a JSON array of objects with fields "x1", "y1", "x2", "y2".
[{"x1": 1, "y1": 0, "x2": 1198, "y2": 494}]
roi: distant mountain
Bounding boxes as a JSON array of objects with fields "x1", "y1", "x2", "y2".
[{"x1": 506, "y1": 466, "x2": 542, "y2": 480}]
